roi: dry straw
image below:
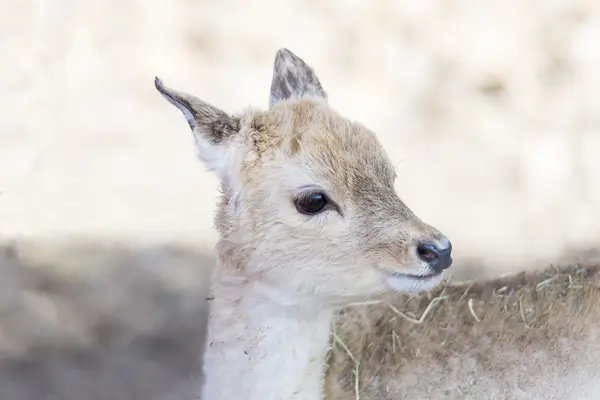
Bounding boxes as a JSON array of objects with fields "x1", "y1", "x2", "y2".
[{"x1": 325, "y1": 263, "x2": 600, "y2": 399}]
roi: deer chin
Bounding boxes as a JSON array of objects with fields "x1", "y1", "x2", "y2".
[{"x1": 382, "y1": 270, "x2": 444, "y2": 293}]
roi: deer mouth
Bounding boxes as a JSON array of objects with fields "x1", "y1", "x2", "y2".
[
  {"x1": 393, "y1": 271, "x2": 442, "y2": 280},
  {"x1": 382, "y1": 270, "x2": 444, "y2": 292}
]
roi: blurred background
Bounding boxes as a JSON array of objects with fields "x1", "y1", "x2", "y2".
[{"x1": 1, "y1": 0, "x2": 599, "y2": 398}]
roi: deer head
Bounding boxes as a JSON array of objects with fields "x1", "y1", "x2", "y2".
[{"x1": 155, "y1": 49, "x2": 452, "y2": 307}]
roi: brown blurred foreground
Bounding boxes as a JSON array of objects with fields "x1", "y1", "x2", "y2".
[
  {"x1": 0, "y1": 238, "x2": 598, "y2": 399},
  {"x1": 0, "y1": 239, "x2": 213, "y2": 400},
  {"x1": 328, "y1": 263, "x2": 600, "y2": 399}
]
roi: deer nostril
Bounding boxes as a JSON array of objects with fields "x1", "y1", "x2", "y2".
[
  {"x1": 417, "y1": 241, "x2": 453, "y2": 272},
  {"x1": 417, "y1": 243, "x2": 440, "y2": 263}
]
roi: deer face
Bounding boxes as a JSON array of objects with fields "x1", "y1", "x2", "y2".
[{"x1": 155, "y1": 49, "x2": 452, "y2": 306}]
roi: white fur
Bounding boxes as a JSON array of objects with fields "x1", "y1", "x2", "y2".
[
  {"x1": 384, "y1": 273, "x2": 444, "y2": 292},
  {"x1": 193, "y1": 134, "x2": 228, "y2": 176},
  {"x1": 201, "y1": 279, "x2": 334, "y2": 400}
]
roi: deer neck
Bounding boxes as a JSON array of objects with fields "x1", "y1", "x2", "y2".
[{"x1": 200, "y1": 266, "x2": 334, "y2": 400}]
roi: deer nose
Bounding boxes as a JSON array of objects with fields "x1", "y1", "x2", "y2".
[{"x1": 417, "y1": 239, "x2": 453, "y2": 272}]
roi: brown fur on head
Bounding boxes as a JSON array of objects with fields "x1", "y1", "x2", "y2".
[{"x1": 155, "y1": 48, "x2": 452, "y2": 307}]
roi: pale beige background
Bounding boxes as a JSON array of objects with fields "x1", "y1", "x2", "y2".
[{"x1": 2, "y1": 0, "x2": 600, "y2": 274}]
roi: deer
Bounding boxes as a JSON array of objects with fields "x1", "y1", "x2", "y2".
[
  {"x1": 155, "y1": 48, "x2": 453, "y2": 400},
  {"x1": 325, "y1": 263, "x2": 600, "y2": 399}
]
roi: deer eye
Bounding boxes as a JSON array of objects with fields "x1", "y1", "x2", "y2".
[{"x1": 294, "y1": 192, "x2": 328, "y2": 215}]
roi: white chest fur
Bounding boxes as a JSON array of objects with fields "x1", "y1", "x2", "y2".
[{"x1": 200, "y1": 299, "x2": 334, "y2": 400}]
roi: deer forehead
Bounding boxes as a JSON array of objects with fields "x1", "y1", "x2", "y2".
[{"x1": 241, "y1": 101, "x2": 399, "y2": 204}]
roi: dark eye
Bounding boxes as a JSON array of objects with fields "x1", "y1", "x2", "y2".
[{"x1": 294, "y1": 192, "x2": 328, "y2": 215}]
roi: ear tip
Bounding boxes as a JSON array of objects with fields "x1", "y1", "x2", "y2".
[
  {"x1": 154, "y1": 76, "x2": 165, "y2": 92},
  {"x1": 275, "y1": 48, "x2": 296, "y2": 62},
  {"x1": 276, "y1": 47, "x2": 293, "y2": 55}
]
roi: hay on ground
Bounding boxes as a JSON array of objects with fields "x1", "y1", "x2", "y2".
[{"x1": 327, "y1": 264, "x2": 600, "y2": 400}]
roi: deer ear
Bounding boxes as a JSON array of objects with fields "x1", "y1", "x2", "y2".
[
  {"x1": 155, "y1": 77, "x2": 239, "y2": 174},
  {"x1": 269, "y1": 48, "x2": 327, "y2": 107}
]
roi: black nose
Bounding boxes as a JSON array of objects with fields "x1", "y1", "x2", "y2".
[{"x1": 417, "y1": 240, "x2": 453, "y2": 272}]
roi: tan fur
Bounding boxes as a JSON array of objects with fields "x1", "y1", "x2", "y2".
[{"x1": 326, "y1": 263, "x2": 600, "y2": 399}]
